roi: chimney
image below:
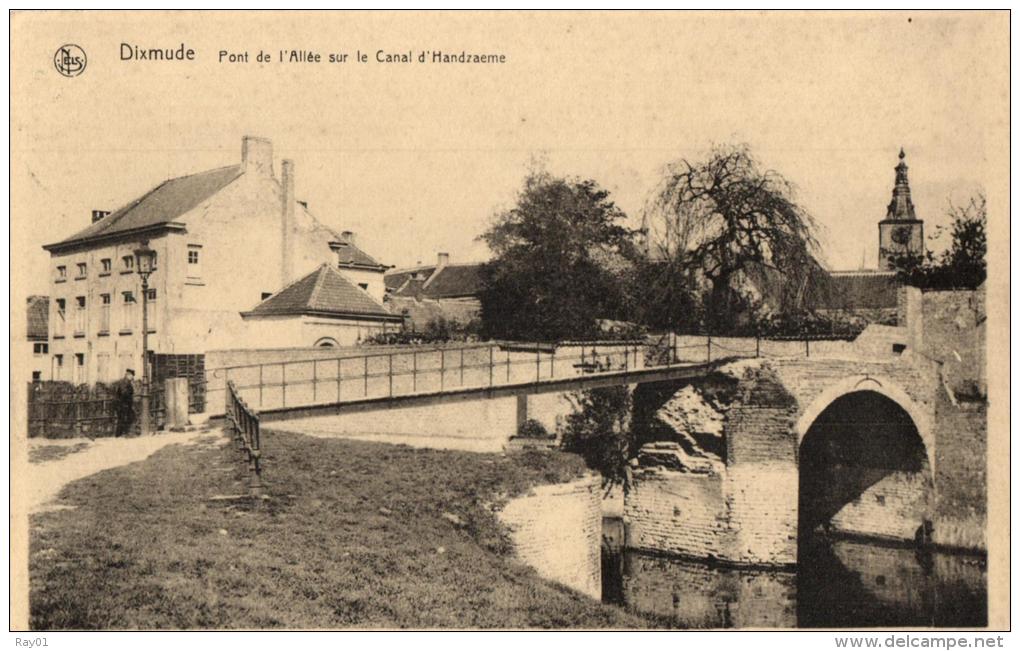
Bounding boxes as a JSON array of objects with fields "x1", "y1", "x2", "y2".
[
  {"x1": 241, "y1": 136, "x2": 273, "y2": 176},
  {"x1": 91, "y1": 210, "x2": 110, "y2": 223},
  {"x1": 297, "y1": 200, "x2": 308, "y2": 210},
  {"x1": 281, "y1": 159, "x2": 295, "y2": 285},
  {"x1": 437, "y1": 252, "x2": 450, "y2": 268},
  {"x1": 341, "y1": 230, "x2": 356, "y2": 246}
]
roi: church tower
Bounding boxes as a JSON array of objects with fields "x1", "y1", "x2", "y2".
[{"x1": 878, "y1": 149, "x2": 925, "y2": 270}]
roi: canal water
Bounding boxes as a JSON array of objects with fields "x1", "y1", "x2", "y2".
[{"x1": 601, "y1": 518, "x2": 987, "y2": 628}]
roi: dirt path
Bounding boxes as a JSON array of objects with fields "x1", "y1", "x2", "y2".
[{"x1": 26, "y1": 428, "x2": 218, "y2": 513}]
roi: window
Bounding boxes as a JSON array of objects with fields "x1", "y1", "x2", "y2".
[
  {"x1": 261, "y1": 292, "x2": 272, "y2": 300},
  {"x1": 122, "y1": 255, "x2": 134, "y2": 273},
  {"x1": 120, "y1": 292, "x2": 136, "y2": 332},
  {"x1": 358, "y1": 283, "x2": 369, "y2": 291},
  {"x1": 99, "y1": 293, "x2": 111, "y2": 333},
  {"x1": 187, "y1": 245, "x2": 202, "y2": 278},
  {"x1": 76, "y1": 262, "x2": 87, "y2": 279},
  {"x1": 74, "y1": 296, "x2": 86, "y2": 335},
  {"x1": 53, "y1": 354, "x2": 64, "y2": 381},
  {"x1": 33, "y1": 343, "x2": 48, "y2": 355},
  {"x1": 55, "y1": 265, "x2": 67, "y2": 282},
  {"x1": 100, "y1": 258, "x2": 112, "y2": 275},
  {"x1": 54, "y1": 299, "x2": 66, "y2": 337},
  {"x1": 32, "y1": 371, "x2": 41, "y2": 383},
  {"x1": 74, "y1": 353, "x2": 86, "y2": 384}
]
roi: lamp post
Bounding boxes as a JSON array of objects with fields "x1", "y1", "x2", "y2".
[{"x1": 134, "y1": 242, "x2": 156, "y2": 435}]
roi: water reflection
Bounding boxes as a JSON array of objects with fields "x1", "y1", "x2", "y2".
[{"x1": 602, "y1": 518, "x2": 987, "y2": 628}]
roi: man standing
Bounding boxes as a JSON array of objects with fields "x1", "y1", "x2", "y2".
[{"x1": 113, "y1": 368, "x2": 136, "y2": 437}]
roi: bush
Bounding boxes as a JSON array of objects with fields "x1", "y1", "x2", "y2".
[
  {"x1": 560, "y1": 387, "x2": 633, "y2": 489},
  {"x1": 516, "y1": 418, "x2": 551, "y2": 439}
]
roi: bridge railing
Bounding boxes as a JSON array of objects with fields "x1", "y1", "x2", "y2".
[
  {"x1": 226, "y1": 380, "x2": 264, "y2": 495},
  {"x1": 208, "y1": 342, "x2": 653, "y2": 413},
  {"x1": 207, "y1": 335, "x2": 868, "y2": 415}
]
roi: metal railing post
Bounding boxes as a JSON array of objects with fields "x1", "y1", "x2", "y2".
[
  {"x1": 756, "y1": 337, "x2": 761, "y2": 358},
  {"x1": 805, "y1": 339, "x2": 810, "y2": 358},
  {"x1": 707, "y1": 336, "x2": 712, "y2": 363},
  {"x1": 440, "y1": 350, "x2": 445, "y2": 391},
  {"x1": 535, "y1": 348, "x2": 540, "y2": 382},
  {"x1": 389, "y1": 354, "x2": 394, "y2": 397},
  {"x1": 506, "y1": 349, "x2": 511, "y2": 383},
  {"x1": 489, "y1": 346, "x2": 494, "y2": 387},
  {"x1": 412, "y1": 351, "x2": 417, "y2": 393},
  {"x1": 282, "y1": 362, "x2": 287, "y2": 408}
]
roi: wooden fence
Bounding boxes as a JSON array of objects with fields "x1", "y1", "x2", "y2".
[{"x1": 27, "y1": 382, "x2": 167, "y2": 438}]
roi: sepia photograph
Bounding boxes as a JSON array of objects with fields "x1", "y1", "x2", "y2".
[{"x1": 8, "y1": 9, "x2": 1010, "y2": 636}]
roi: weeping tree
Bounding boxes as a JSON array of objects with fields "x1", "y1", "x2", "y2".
[{"x1": 641, "y1": 145, "x2": 823, "y2": 333}]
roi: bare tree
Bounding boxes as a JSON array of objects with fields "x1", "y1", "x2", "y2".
[{"x1": 642, "y1": 144, "x2": 822, "y2": 332}]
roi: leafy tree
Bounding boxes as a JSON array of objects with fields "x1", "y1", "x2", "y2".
[
  {"x1": 642, "y1": 144, "x2": 822, "y2": 332},
  {"x1": 560, "y1": 387, "x2": 633, "y2": 490},
  {"x1": 478, "y1": 171, "x2": 638, "y2": 341},
  {"x1": 891, "y1": 194, "x2": 987, "y2": 290}
]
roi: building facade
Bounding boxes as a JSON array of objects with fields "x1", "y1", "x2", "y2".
[
  {"x1": 42, "y1": 136, "x2": 392, "y2": 384},
  {"x1": 27, "y1": 295, "x2": 50, "y2": 382}
]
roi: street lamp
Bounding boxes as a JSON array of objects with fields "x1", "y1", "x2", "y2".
[{"x1": 134, "y1": 241, "x2": 156, "y2": 435}]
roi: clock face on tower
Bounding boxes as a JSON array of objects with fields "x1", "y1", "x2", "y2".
[{"x1": 891, "y1": 225, "x2": 913, "y2": 246}]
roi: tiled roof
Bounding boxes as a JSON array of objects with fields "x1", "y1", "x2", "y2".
[
  {"x1": 27, "y1": 295, "x2": 48, "y2": 340},
  {"x1": 385, "y1": 265, "x2": 438, "y2": 291},
  {"x1": 45, "y1": 165, "x2": 243, "y2": 250},
  {"x1": 333, "y1": 241, "x2": 387, "y2": 270},
  {"x1": 816, "y1": 271, "x2": 901, "y2": 310},
  {"x1": 392, "y1": 278, "x2": 428, "y2": 298},
  {"x1": 243, "y1": 264, "x2": 401, "y2": 321},
  {"x1": 421, "y1": 263, "x2": 484, "y2": 299}
]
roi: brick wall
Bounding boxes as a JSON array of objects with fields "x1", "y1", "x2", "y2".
[
  {"x1": 932, "y1": 396, "x2": 987, "y2": 550},
  {"x1": 625, "y1": 467, "x2": 732, "y2": 560},
  {"x1": 498, "y1": 474, "x2": 602, "y2": 599},
  {"x1": 919, "y1": 288, "x2": 986, "y2": 398},
  {"x1": 829, "y1": 468, "x2": 933, "y2": 541},
  {"x1": 622, "y1": 551, "x2": 796, "y2": 628}
]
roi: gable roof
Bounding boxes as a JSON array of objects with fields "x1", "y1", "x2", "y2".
[
  {"x1": 27, "y1": 295, "x2": 48, "y2": 340},
  {"x1": 44, "y1": 165, "x2": 243, "y2": 251},
  {"x1": 242, "y1": 264, "x2": 401, "y2": 322},
  {"x1": 385, "y1": 264, "x2": 438, "y2": 292},
  {"x1": 386, "y1": 262, "x2": 484, "y2": 299},
  {"x1": 332, "y1": 241, "x2": 388, "y2": 271},
  {"x1": 421, "y1": 263, "x2": 484, "y2": 299}
]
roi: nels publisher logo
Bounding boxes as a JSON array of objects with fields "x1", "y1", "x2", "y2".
[{"x1": 54, "y1": 44, "x2": 86, "y2": 77}]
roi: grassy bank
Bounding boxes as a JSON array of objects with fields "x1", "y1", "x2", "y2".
[{"x1": 30, "y1": 430, "x2": 649, "y2": 629}]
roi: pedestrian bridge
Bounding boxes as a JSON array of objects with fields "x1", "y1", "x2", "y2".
[{"x1": 206, "y1": 335, "x2": 875, "y2": 423}]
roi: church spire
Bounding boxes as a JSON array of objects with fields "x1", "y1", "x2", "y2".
[{"x1": 886, "y1": 148, "x2": 917, "y2": 221}]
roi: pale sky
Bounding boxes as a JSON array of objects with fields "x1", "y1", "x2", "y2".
[{"x1": 12, "y1": 11, "x2": 1008, "y2": 296}]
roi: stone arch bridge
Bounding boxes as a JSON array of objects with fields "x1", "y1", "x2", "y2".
[{"x1": 625, "y1": 350, "x2": 986, "y2": 566}]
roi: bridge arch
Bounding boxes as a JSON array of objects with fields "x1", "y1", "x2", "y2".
[
  {"x1": 794, "y1": 374, "x2": 933, "y2": 467},
  {"x1": 795, "y1": 378, "x2": 934, "y2": 545}
]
